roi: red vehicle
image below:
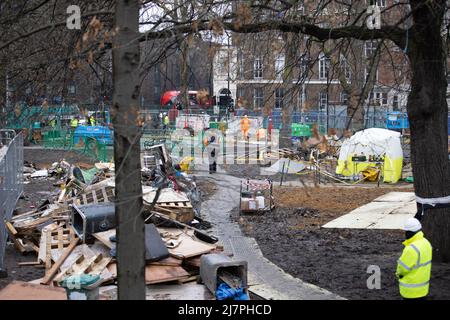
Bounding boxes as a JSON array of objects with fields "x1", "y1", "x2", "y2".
[{"x1": 160, "y1": 90, "x2": 214, "y2": 109}]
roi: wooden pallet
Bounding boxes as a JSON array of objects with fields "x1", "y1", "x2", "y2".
[
  {"x1": 39, "y1": 224, "x2": 77, "y2": 272},
  {"x1": 154, "y1": 201, "x2": 194, "y2": 223},
  {"x1": 64, "y1": 187, "x2": 115, "y2": 206},
  {"x1": 152, "y1": 206, "x2": 194, "y2": 224},
  {"x1": 54, "y1": 253, "x2": 112, "y2": 283},
  {"x1": 157, "y1": 201, "x2": 193, "y2": 211}
]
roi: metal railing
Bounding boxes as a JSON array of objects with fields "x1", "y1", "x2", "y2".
[{"x1": 0, "y1": 130, "x2": 23, "y2": 272}]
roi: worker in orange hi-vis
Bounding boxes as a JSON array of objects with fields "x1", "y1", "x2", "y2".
[
  {"x1": 240, "y1": 115, "x2": 251, "y2": 140},
  {"x1": 267, "y1": 117, "x2": 273, "y2": 141}
]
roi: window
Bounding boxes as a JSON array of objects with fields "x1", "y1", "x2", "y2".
[
  {"x1": 340, "y1": 56, "x2": 351, "y2": 81},
  {"x1": 68, "y1": 85, "x2": 76, "y2": 95},
  {"x1": 381, "y1": 93, "x2": 388, "y2": 105},
  {"x1": 365, "y1": 40, "x2": 378, "y2": 57},
  {"x1": 367, "y1": 0, "x2": 386, "y2": 7},
  {"x1": 275, "y1": 55, "x2": 285, "y2": 80},
  {"x1": 253, "y1": 57, "x2": 263, "y2": 79},
  {"x1": 237, "y1": 87, "x2": 244, "y2": 100},
  {"x1": 393, "y1": 95, "x2": 399, "y2": 110},
  {"x1": 369, "y1": 91, "x2": 388, "y2": 106},
  {"x1": 299, "y1": 55, "x2": 310, "y2": 79},
  {"x1": 340, "y1": 92, "x2": 349, "y2": 105},
  {"x1": 319, "y1": 92, "x2": 328, "y2": 110},
  {"x1": 275, "y1": 88, "x2": 284, "y2": 108},
  {"x1": 319, "y1": 54, "x2": 330, "y2": 80},
  {"x1": 254, "y1": 87, "x2": 264, "y2": 109}
]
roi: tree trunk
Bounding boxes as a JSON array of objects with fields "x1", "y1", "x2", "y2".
[
  {"x1": 347, "y1": 93, "x2": 365, "y2": 131},
  {"x1": 280, "y1": 33, "x2": 299, "y2": 147},
  {"x1": 112, "y1": 0, "x2": 145, "y2": 299},
  {"x1": 180, "y1": 37, "x2": 190, "y2": 110},
  {"x1": 407, "y1": 1, "x2": 450, "y2": 262}
]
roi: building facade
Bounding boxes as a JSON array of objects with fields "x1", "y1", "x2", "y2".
[{"x1": 212, "y1": 0, "x2": 413, "y2": 125}]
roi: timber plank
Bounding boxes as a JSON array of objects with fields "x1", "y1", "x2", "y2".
[
  {"x1": 41, "y1": 238, "x2": 79, "y2": 285},
  {"x1": 0, "y1": 281, "x2": 66, "y2": 300}
]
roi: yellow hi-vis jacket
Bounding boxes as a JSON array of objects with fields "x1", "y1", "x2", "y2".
[
  {"x1": 70, "y1": 118, "x2": 78, "y2": 128},
  {"x1": 396, "y1": 231, "x2": 432, "y2": 298}
]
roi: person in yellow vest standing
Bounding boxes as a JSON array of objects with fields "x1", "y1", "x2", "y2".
[
  {"x1": 396, "y1": 218, "x2": 432, "y2": 300},
  {"x1": 89, "y1": 114, "x2": 96, "y2": 126},
  {"x1": 48, "y1": 116, "x2": 57, "y2": 128},
  {"x1": 163, "y1": 113, "x2": 170, "y2": 130},
  {"x1": 70, "y1": 117, "x2": 79, "y2": 134}
]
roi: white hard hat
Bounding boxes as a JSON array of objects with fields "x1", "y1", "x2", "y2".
[{"x1": 404, "y1": 218, "x2": 422, "y2": 232}]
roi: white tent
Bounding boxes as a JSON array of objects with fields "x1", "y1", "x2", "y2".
[
  {"x1": 265, "y1": 158, "x2": 306, "y2": 174},
  {"x1": 336, "y1": 128, "x2": 403, "y2": 183}
]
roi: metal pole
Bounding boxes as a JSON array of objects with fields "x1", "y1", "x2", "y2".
[
  {"x1": 280, "y1": 162, "x2": 286, "y2": 186},
  {"x1": 227, "y1": 32, "x2": 231, "y2": 108}
]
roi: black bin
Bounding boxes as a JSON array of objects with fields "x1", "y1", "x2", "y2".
[{"x1": 71, "y1": 203, "x2": 116, "y2": 243}]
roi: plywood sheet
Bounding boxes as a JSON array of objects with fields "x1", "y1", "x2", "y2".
[
  {"x1": 322, "y1": 192, "x2": 416, "y2": 230},
  {"x1": 149, "y1": 257, "x2": 182, "y2": 266},
  {"x1": 143, "y1": 188, "x2": 190, "y2": 204},
  {"x1": 0, "y1": 281, "x2": 66, "y2": 300},
  {"x1": 93, "y1": 229, "x2": 116, "y2": 249},
  {"x1": 373, "y1": 192, "x2": 415, "y2": 202},
  {"x1": 367, "y1": 213, "x2": 413, "y2": 229},
  {"x1": 107, "y1": 263, "x2": 190, "y2": 284},
  {"x1": 157, "y1": 228, "x2": 216, "y2": 259},
  {"x1": 146, "y1": 283, "x2": 213, "y2": 300}
]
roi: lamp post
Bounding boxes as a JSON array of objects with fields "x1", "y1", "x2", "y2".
[{"x1": 226, "y1": 31, "x2": 231, "y2": 121}]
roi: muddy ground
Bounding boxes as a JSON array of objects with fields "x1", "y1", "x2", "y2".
[{"x1": 236, "y1": 186, "x2": 450, "y2": 300}]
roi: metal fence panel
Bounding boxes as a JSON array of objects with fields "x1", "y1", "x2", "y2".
[{"x1": 0, "y1": 130, "x2": 23, "y2": 271}]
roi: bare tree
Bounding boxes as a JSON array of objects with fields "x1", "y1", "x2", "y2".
[
  {"x1": 112, "y1": 0, "x2": 145, "y2": 300},
  {"x1": 1, "y1": 0, "x2": 449, "y2": 279}
]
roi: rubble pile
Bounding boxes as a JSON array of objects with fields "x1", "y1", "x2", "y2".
[{"x1": 3, "y1": 144, "x2": 243, "y2": 300}]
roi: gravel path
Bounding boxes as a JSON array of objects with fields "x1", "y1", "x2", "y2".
[{"x1": 197, "y1": 167, "x2": 342, "y2": 300}]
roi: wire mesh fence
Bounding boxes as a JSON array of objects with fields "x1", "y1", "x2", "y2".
[{"x1": 0, "y1": 130, "x2": 23, "y2": 272}]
